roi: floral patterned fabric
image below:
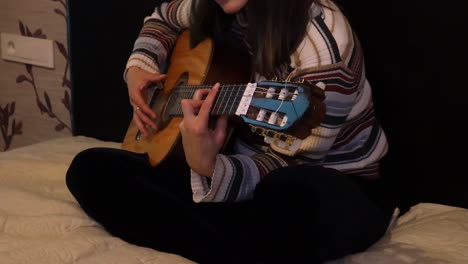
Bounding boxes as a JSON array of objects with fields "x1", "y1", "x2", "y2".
[{"x1": 0, "y1": 0, "x2": 71, "y2": 151}]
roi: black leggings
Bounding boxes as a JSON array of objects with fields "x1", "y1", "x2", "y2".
[{"x1": 66, "y1": 147, "x2": 393, "y2": 264}]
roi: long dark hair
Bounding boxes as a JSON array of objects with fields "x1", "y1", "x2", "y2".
[{"x1": 190, "y1": 0, "x2": 315, "y2": 78}]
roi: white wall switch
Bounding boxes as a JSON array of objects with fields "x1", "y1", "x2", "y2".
[{"x1": 1, "y1": 33, "x2": 55, "y2": 69}]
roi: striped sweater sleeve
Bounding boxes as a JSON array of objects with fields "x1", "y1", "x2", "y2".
[
  {"x1": 285, "y1": 0, "x2": 388, "y2": 178},
  {"x1": 125, "y1": 0, "x2": 191, "y2": 76}
]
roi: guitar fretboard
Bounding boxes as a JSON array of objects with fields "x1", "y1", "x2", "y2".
[{"x1": 167, "y1": 84, "x2": 248, "y2": 116}]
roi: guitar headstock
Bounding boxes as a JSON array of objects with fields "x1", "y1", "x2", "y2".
[{"x1": 235, "y1": 79, "x2": 326, "y2": 138}]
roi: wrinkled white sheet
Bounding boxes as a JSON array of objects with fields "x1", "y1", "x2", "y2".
[
  {"x1": 329, "y1": 204, "x2": 468, "y2": 264},
  {"x1": 1, "y1": 136, "x2": 467, "y2": 264},
  {"x1": 0, "y1": 136, "x2": 194, "y2": 264}
]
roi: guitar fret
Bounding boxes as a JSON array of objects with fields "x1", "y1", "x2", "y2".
[
  {"x1": 225, "y1": 85, "x2": 234, "y2": 115},
  {"x1": 231, "y1": 84, "x2": 242, "y2": 115},
  {"x1": 221, "y1": 85, "x2": 231, "y2": 114},
  {"x1": 228, "y1": 86, "x2": 236, "y2": 115},
  {"x1": 213, "y1": 85, "x2": 230, "y2": 115},
  {"x1": 223, "y1": 85, "x2": 233, "y2": 115},
  {"x1": 169, "y1": 84, "x2": 248, "y2": 117},
  {"x1": 211, "y1": 87, "x2": 217, "y2": 114},
  {"x1": 216, "y1": 85, "x2": 224, "y2": 115}
]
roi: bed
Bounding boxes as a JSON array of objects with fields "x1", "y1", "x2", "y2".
[
  {"x1": 4, "y1": 0, "x2": 462, "y2": 262},
  {"x1": 1, "y1": 136, "x2": 468, "y2": 264}
]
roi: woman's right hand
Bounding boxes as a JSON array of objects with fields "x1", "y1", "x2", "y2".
[{"x1": 126, "y1": 66, "x2": 166, "y2": 137}]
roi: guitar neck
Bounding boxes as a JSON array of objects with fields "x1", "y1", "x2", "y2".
[{"x1": 166, "y1": 84, "x2": 251, "y2": 117}]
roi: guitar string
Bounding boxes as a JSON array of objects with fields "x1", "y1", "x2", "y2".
[
  {"x1": 172, "y1": 84, "x2": 247, "y2": 116},
  {"x1": 170, "y1": 84, "x2": 297, "y2": 117},
  {"x1": 173, "y1": 88, "x2": 289, "y2": 117},
  {"x1": 221, "y1": 84, "x2": 234, "y2": 115},
  {"x1": 271, "y1": 70, "x2": 298, "y2": 126},
  {"x1": 212, "y1": 84, "x2": 223, "y2": 115},
  {"x1": 218, "y1": 85, "x2": 227, "y2": 115},
  {"x1": 231, "y1": 84, "x2": 243, "y2": 115}
]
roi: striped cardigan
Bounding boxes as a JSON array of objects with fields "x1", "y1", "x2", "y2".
[{"x1": 126, "y1": 0, "x2": 388, "y2": 203}]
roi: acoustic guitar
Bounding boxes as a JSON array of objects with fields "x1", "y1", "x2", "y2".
[{"x1": 122, "y1": 30, "x2": 325, "y2": 166}]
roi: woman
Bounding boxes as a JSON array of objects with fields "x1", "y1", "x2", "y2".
[{"x1": 66, "y1": 0, "x2": 395, "y2": 263}]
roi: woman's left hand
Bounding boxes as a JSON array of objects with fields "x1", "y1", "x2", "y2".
[{"x1": 179, "y1": 83, "x2": 228, "y2": 177}]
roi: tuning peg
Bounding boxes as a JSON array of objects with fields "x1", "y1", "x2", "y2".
[{"x1": 315, "y1": 82, "x2": 326, "y2": 89}]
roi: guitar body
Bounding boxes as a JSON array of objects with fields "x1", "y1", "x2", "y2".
[{"x1": 121, "y1": 31, "x2": 250, "y2": 166}]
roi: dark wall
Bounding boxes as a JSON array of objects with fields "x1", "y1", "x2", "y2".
[
  {"x1": 68, "y1": 0, "x2": 167, "y2": 142},
  {"x1": 336, "y1": 0, "x2": 468, "y2": 211},
  {"x1": 68, "y1": 0, "x2": 468, "y2": 211}
]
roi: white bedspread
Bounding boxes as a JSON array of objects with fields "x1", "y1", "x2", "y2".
[{"x1": 1, "y1": 136, "x2": 467, "y2": 264}]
